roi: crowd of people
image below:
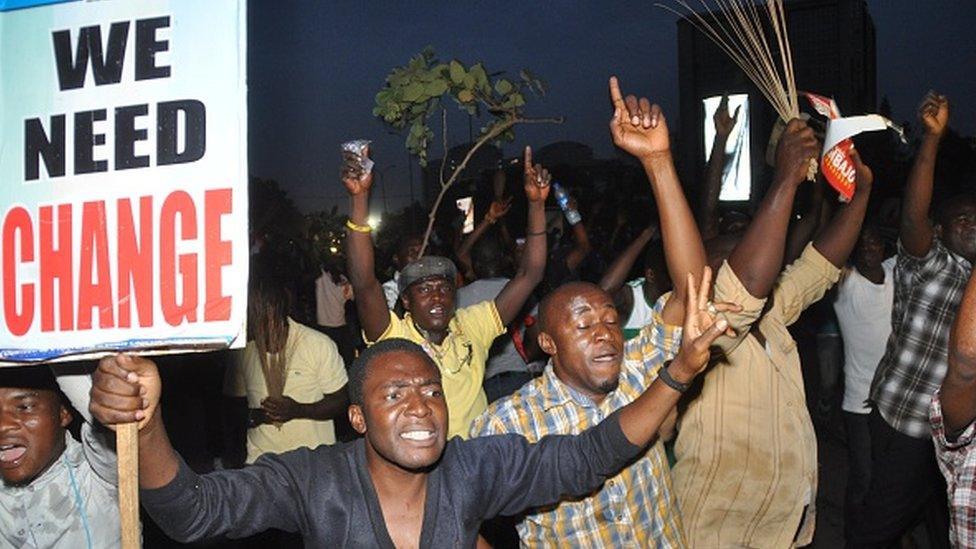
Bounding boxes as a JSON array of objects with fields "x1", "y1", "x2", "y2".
[{"x1": 3, "y1": 78, "x2": 976, "y2": 549}]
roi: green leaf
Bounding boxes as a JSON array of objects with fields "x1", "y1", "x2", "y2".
[
  {"x1": 462, "y1": 73, "x2": 476, "y2": 89},
  {"x1": 403, "y1": 83, "x2": 424, "y2": 102},
  {"x1": 470, "y1": 64, "x2": 488, "y2": 87},
  {"x1": 426, "y1": 79, "x2": 448, "y2": 96},
  {"x1": 449, "y1": 61, "x2": 466, "y2": 85},
  {"x1": 495, "y1": 79, "x2": 513, "y2": 95},
  {"x1": 512, "y1": 92, "x2": 525, "y2": 107}
]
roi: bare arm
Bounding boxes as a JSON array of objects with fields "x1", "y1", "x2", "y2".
[
  {"x1": 564, "y1": 218, "x2": 593, "y2": 272},
  {"x1": 700, "y1": 96, "x2": 739, "y2": 241},
  {"x1": 599, "y1": 226, "x2": 656, "y2": 294},
  {"x1": 609, "y1": 77, "x2": 707, "y2": 325},
  {"x1": 457, "y1": 198, "x2": 512, "y2": 280},
  {"x1": 342, "y1": 149, "x2": 392, "y2": 341},
  {"x1": 812, "y1": 150, "x2": 873, "y2": 267},
  {"x1": 494, "y1": 147, "x2": 549, "y2": 325},
  {"x1": 901, "y1": 92, "x2": 949, "y2": 257},
  {"x1": 261, "y1": 386, "x2": 350, "y2": 423},
  {"x1": 942, "y1": 269, "x2": 976, "y2": 433},
  {"x1": 784, "y1": 175, "x2": 826, "y2": 264},
  {"x1": 727, "y1": 119, "x2": 819, "y2": 298}
]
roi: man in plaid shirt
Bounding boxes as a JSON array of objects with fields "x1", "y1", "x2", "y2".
[
  {"x1": 470, "y1": 77, "x2": 729, "y2": 547},
  {"x1": 857, "y1": 93, "x2": 976, "y2": 547},
  {"x1": 932, "y1": 264, "x2": 976, "y2": 547}
]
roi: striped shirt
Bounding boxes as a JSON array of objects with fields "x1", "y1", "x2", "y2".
[
  {"x1": 471, "y1": 295, "x2": 685, "y2": 548},
  {"x1": 870, "y1": 239, "x2": 972, "y2": 438},
  {"x1": 672, "y1": 245, "x2": 840, "y2": 548}
]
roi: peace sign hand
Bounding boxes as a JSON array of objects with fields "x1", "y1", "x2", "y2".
[{"x1": 669, "y1": 267, "x2": 741, "y2": 382}]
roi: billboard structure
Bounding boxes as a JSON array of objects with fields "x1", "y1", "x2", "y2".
[{"x1": 0, "y1": 0, "x2": 249, "y2": 362}]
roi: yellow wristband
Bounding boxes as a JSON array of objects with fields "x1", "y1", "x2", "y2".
[{"x1": 345, "y1": 219, "x2": 372, "y2": 233}]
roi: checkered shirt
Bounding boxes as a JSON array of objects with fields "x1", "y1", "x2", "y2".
[
  {"x1": 470, "y1": 295, "x2": 685, "y2": 548},
  {"x1": 870, "y1": 239, "x2": 972, "y2": 438},
  {"x1": 931, "y1": 392, "x2": 976, "y2": 547}
]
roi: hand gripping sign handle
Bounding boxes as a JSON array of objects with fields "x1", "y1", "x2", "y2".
[{"x1": 117, "y1": 422, "x2": 140, "y2": 549}]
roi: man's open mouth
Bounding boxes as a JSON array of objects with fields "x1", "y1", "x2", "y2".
[
  {"x1": 0, "y1": 444, "x2": 27, "y2": 466},
  {"x1": 400, "y1": 430, "x2": 436, "y2": 443}
]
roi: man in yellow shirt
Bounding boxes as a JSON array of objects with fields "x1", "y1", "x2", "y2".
[
  {"x1": 344, "y1": 145, "x2": 549, "y2": 439},
  {"x1": 225, "y1": 276, "x2": 350, "y2": 464}
]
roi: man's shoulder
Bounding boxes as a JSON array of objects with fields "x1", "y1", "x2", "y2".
[{"x1": 473, "y1": 377, "x2": 549, "y2": 437}]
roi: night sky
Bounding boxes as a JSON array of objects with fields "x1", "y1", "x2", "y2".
[{"x1": 247, "y1": 1, "x2": 976, "y2": 213}]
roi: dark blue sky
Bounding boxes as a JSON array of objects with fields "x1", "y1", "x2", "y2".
[{"x1": 247, "y1": 1, "x2": 976, "y2": 213}]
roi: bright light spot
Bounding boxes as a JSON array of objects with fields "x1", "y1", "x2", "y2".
[
  {"x1": 329, "y1": 246, "x2": 339, "y2": 254},
  {"x1": 367, "y1": 215, "x2": 381, "y2": 229}
]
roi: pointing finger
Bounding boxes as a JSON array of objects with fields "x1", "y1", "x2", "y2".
[{"x1": 609, "y1": 76, "x2": 625, "y2": 109}]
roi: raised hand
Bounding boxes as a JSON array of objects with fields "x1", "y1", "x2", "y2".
[
  {"x1": 850, "y1": 147, "x2": 874, "y2": 197},
  {"x1": 670, "y1": 267, "x2": 740, "y2": 380},
  {"x1": 487, "y1": 196, "x2": 513, "y2": 223},
  {"x1": 774, "y1": 119, "x2": 820, "y2": 187},
  {"x1": 919, "y1": 91, "x2": 949, "y2": 137},
  {"x1": 714, "y1": 95, "x2": 741, "y2": 138},
  {"x1": 90, "y1": 354, "x2": 162, "y2": 431},
  {"x1": 341, "y1": 145, "x2": 374, "y2": 196},
  {"x1": 523, "y1": 146, "x2": 552, "y2": 203},
  {"x1": 609, "y1": 76, "x2": 670, "y2": 160}
]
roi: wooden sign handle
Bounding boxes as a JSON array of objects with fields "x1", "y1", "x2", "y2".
[{"x1": 117, "y1": 422, "x2": 140, "y2": 549}]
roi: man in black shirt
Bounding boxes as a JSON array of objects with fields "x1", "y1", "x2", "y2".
[{"x1": 89, "y1": 277, "x2": 729, "y2": 547}]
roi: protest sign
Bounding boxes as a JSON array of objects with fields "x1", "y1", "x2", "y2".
[{"x1": 0, "y1": 0, "x2": 248, "y2": 363}]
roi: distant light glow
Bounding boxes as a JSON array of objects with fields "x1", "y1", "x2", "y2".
[
  {"x1": 329, "y1": 246, "x2": 339, "y2": 254},
  {"x1": 367, "y1": 215, "x2": 381, "y2": 229}
]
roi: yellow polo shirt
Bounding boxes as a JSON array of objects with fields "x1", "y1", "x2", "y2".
[
  {"x1": 228, "y1": 318, "x2": 348, "y2": 463},
  {"x1": 366, "y1": 300, "x2": 504, "y2": 439}
]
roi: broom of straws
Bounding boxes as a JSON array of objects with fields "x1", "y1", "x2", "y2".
[
  {"x1": 659, "y1": 0, "x2": 820, "y2": 177},
  {"x1": 658, "y1": 0, "x2": 799, "y2": 122}
]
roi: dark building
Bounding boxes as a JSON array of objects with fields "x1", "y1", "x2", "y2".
[{"x1": 676, "y1": 0, "x2": 876, "y2": 208}]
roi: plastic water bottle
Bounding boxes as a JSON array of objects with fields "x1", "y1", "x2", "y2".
[{"x1": 552, "y1": 182, "x2": 581, "y2": 225}]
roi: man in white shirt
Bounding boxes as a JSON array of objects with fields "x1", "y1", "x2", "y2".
[{"x1": 832, "y1": 225, "x2": 895, "y2": 537}]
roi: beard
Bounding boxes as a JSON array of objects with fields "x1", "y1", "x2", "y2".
[{"x1": 597, "y1": 377, "x2": 620, "y2": 394}]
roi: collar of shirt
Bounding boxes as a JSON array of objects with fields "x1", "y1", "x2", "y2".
[{"x1": 537, "y1": 363, "x2": 620, "y2": 414}]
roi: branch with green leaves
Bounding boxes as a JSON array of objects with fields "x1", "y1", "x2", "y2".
[{"x1": 373, "y1": 48, "x2": 562, "y2": 255}]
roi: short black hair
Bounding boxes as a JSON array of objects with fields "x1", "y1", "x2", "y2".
[
  {"x1": 538, "y1": 281, "x2": 604, "y2": 333},
  {"x1": 934, "y1": 193, "x2": 976, "y2": 228},
  {"x1": 471, "y1": 236, "x2": 510, "y2": 279},
  {"x1": 0, "y1": 366, "x2": 66, "y2": 405},
  {"x1": 348, "y1": 338, "x2": 438, "y2": 405}
]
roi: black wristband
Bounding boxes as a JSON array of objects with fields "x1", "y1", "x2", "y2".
[{"x1": 658, "y1": 360, "x2": 690, "y2": 393}]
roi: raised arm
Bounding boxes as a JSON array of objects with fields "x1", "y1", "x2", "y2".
[
  {"x1": 456, "y1": 197, "x2": 512, "y2": 280},
  {"x1": 342, "y1": 148, "x2": 392, "y2": 341},
  {"x1": 812, "y1": 149, "x2": 873, "y2": 267},
  {"x1": 941, "y1": 269, "x2": 976, "y2": 434},
  {"x1": 599, "y1": 226, "x2": 656, "y2": 294},
  {"x1": 901, "y1": 92, "x2": 948, "y2": 257},
  {"x1": 494, "y1": 146, "x2": 549, "y2": 325},
  {"x1": 563, "y1": 213, "x2": 593, "y2": 272},
  {"x1": 727, "y1": 119, "x2": 819, "y2": 298},
  {"x1": 609, "y1": 76, "x2": 706, "y2": 325},
  {"x1": 700, "y1": 95, "x2": 740, "y2": 240},
  {"x1": 784, "y1": 174, "x2": 826, "y2": 264}
]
